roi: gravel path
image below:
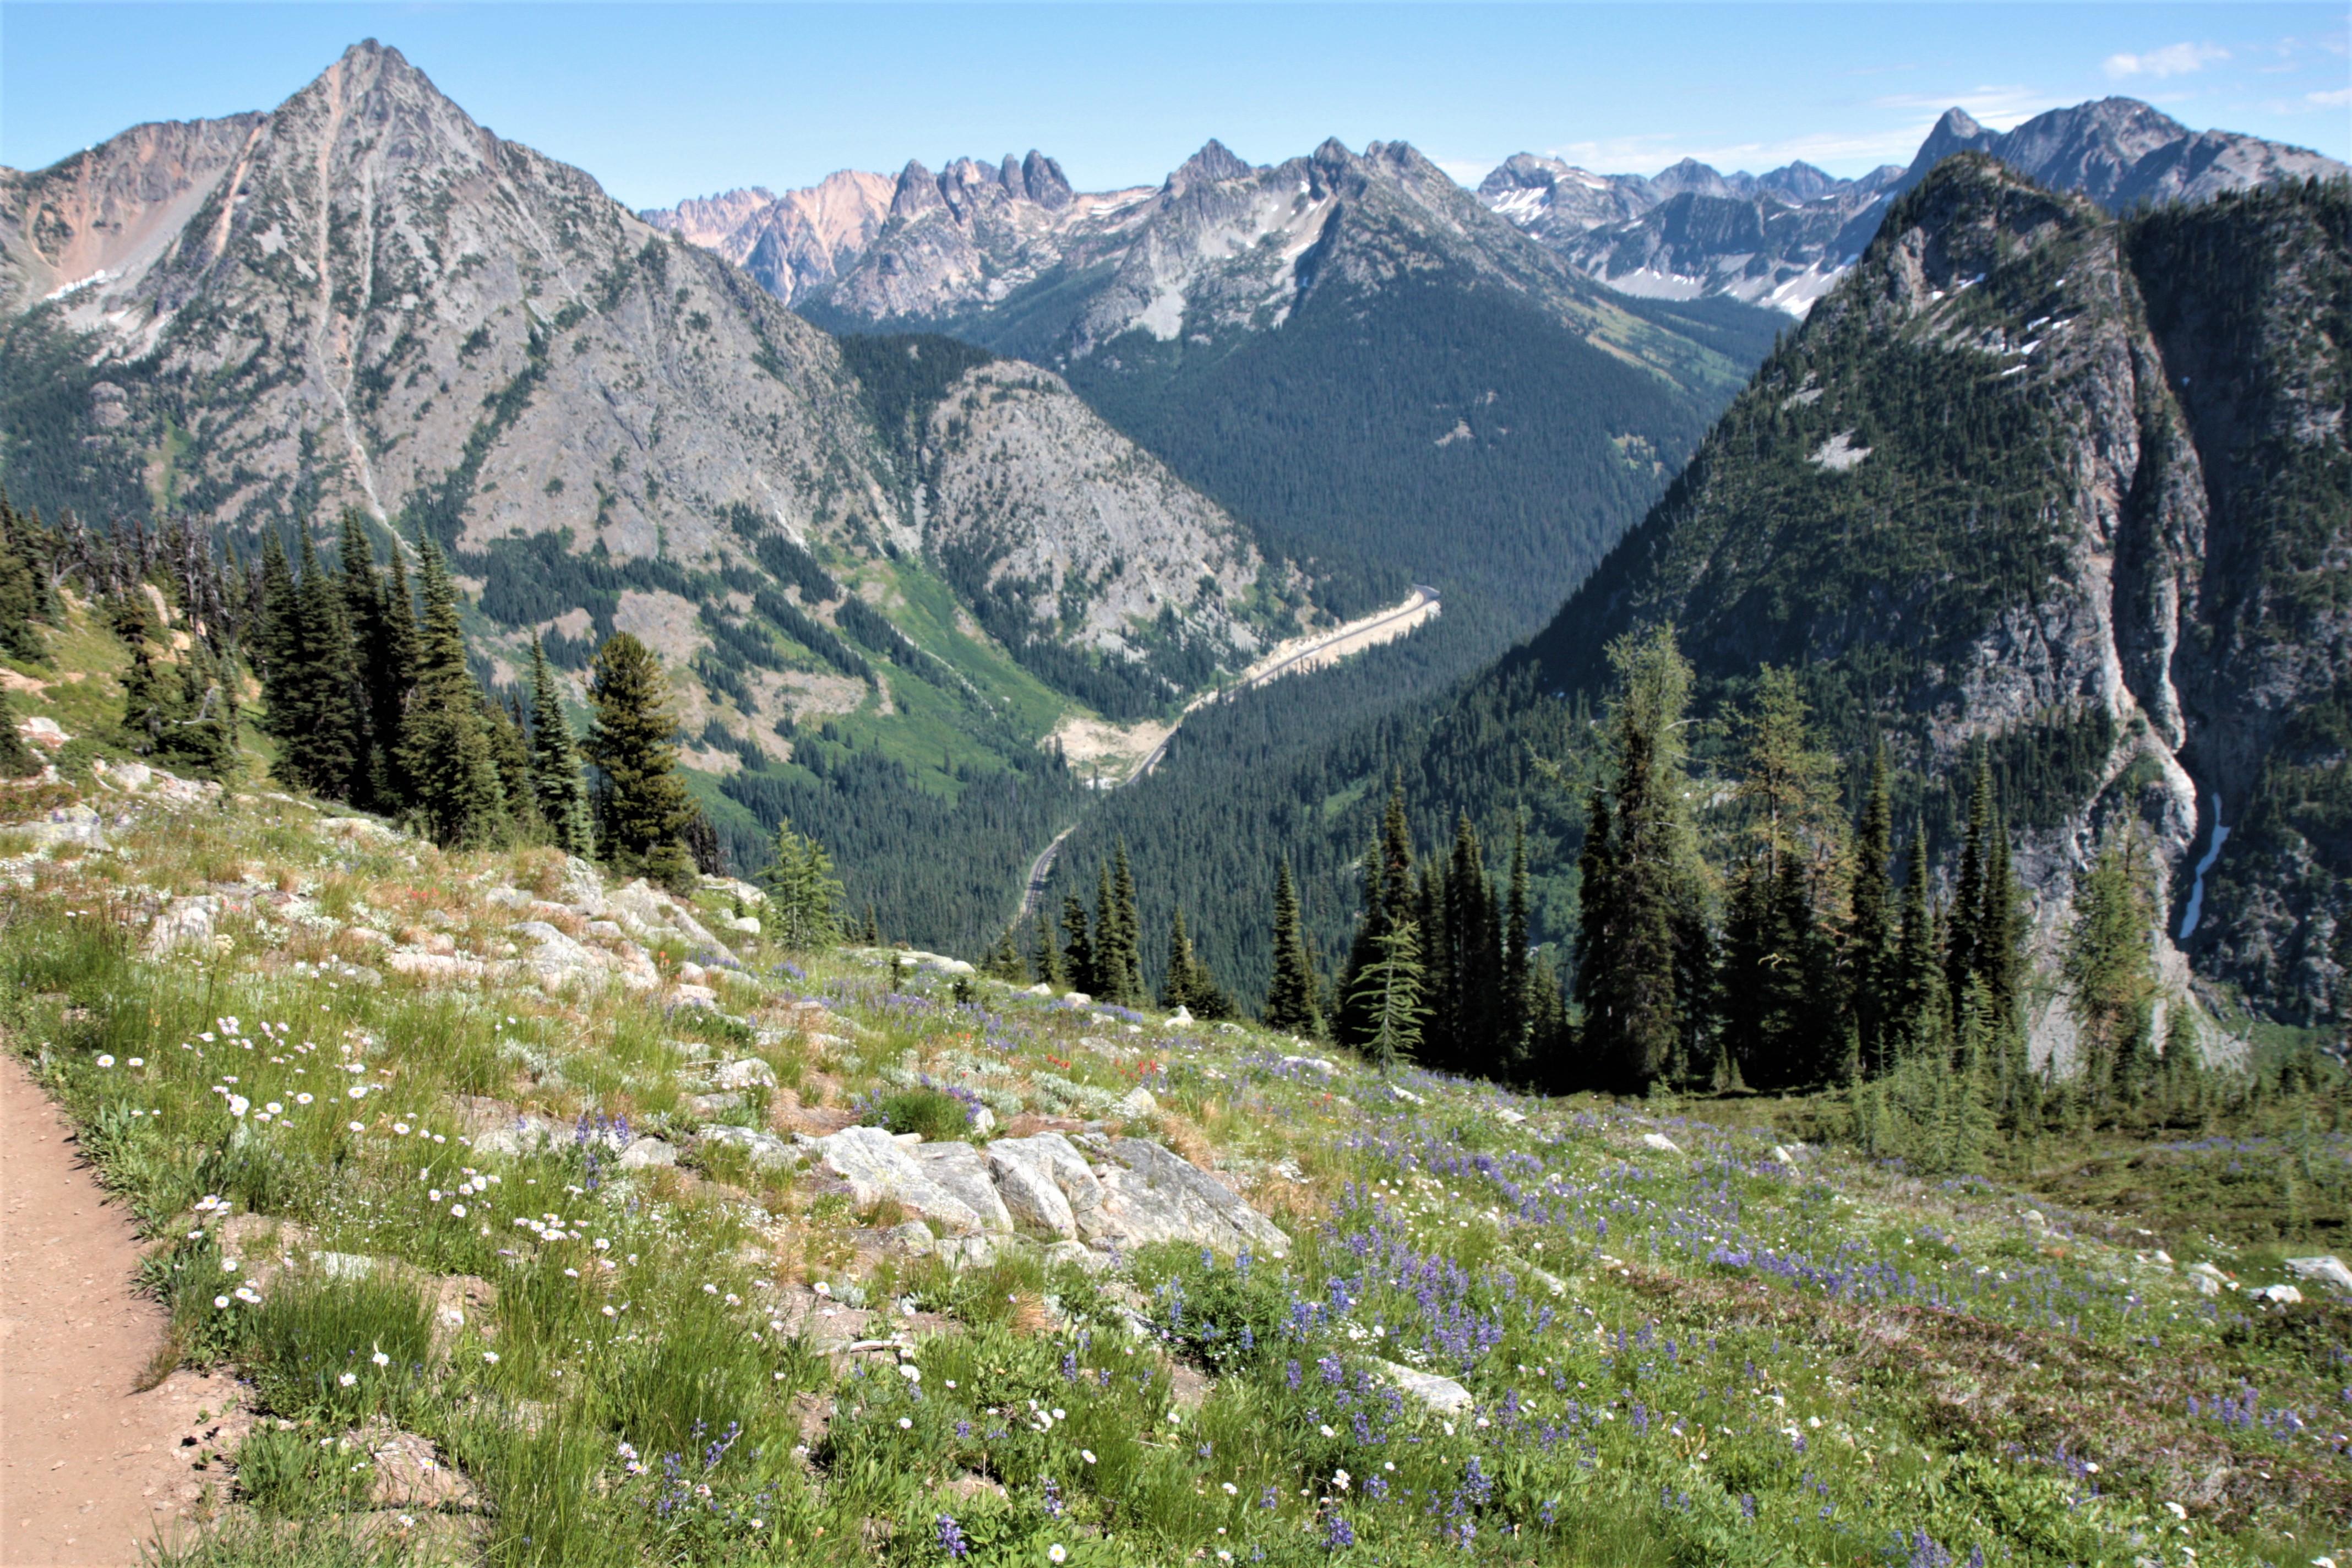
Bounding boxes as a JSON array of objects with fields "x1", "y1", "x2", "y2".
[{"x1": 2, "y1": 1053, "x2": 242, "y2": 1565}]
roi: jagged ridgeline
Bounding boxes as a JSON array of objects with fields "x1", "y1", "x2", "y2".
[
  {"x1": 1055, "y1": 157, "x2": 2350, "y2": 1026},
  {"x1": 792, "y1": 138, "x2": 1785, "y2": 631},
  {"x1": 0, "y1": 42, "x2": 1318, "y2": 949}
]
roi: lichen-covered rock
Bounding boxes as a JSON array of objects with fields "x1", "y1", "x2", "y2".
[
  {"x1": 1093, "y1": 1138, "x2": 1287, "y2": 1257},
  {"x1": 913, "y1": 1141, "x2": 1014, "y2": 1233},
  {"x1": 698, "y1": 1125, "x2": 800, "y2": 1170},
  {"x1": 985, "y1": 1133, "x2": 1103, "y2": 1239},
  {"x1": 815, "y1": 1126, "x2": 984, "y2": 1232}
]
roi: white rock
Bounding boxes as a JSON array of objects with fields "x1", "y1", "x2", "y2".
[
  {"x1": 2284, "y1": 1255, "x2": 2352, "y2": 1292},
  {"x1": 1114, "y1": 1087, "x2": 1158, "y2": 1120},
  {"x1": 1280, "y1": 1055, "x2": 1338, "y2": 1075},
  {"x1": 725, "y1": 915, "x2": 761, "y2": 935},
  {"x1": 712, "y1": 1058, "x2": 777, "y2": 1091},
  {"x1": 1371, "y1": 1359, "x2": 1472, "y2": 1415},
  {"x1": 617, "y1": 1137, "x2": 678, "y2": 1170},
  {"x1": 1770, "y1": 1145, "x2": 1801, "y2": 1164},
  {"x1": 1164, "y1": 1006, "x2": 1193, "y2": 1026},
  {"x1": 2253, "y1": 1283, "x2": 2303, "y2": 1305},
  {"x1": 1389, "y1": 1085, "x2": 1424, "y2": 1106},
  {"x1": 816, "y1": 1126, "x2": 985, "y2": 1233},
  {"x1": 1495, "y1": 1108, "x2": 1527, "y2": 1126},
  {"x1": 698, "y1": 1125, "x2": 800, "y2": 1170},
  {"x1": 884, "y1": 1221, "x2": 934, "y2": 1256},
  {"x1": 555, "y1": 856, "x2": 606, "y2": 914},
  {"x1": 143, "y1": 895, "x2": 220, "y2": 958},
  {"x1": 1093, "y1": 1138, "x2": 1287, "y2": 1257},
  {"x1": 1026, "y1": 983, "x2": 1055, "y2": 997},
  {"x1": 913, "y1": 1141, "x2": 1015, "y2": 1233},
  {"x1": 17, "y1": 716, "x2": 68, "y2": 749},
  {"x1": 987, "y1": 1133, "x2": 1104, "y2": 1240},
  {"x1": 1640, "y1": 1133, "x2": 1683, "y2": 1155}
]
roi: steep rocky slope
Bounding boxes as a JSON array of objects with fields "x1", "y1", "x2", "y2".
[
  {"x1": 0, "y1": 42, "x2": 1297, "y2": 735},
  {"x1": 787, "y1": 137, "x2": 1781, "y2": 630},
  {"x1": 1481, "y1": 96, "x2": 2345, "y2": 316},
  {"x1": 1490, "y1": 157, "x2": 2350, "y2": 1020},
  {"x1": 639, "y1": 169, "x2": 894, "y2": 304}
]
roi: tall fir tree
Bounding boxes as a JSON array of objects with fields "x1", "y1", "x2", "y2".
[
  {"x1": 1337, "y1": 779, "x2": 1417, "y2": 1049},
  {"x1": 400, "y1": 541, "x2": 508, "y2": 847},
  {"x1": 1849, "y1": 743, "x2": 1896, "y2": 1076},
  {"x1": 1058, "y1": 892, "x2": 1095, "y2": 996},
  {"x1": 1263, "y1": 859, "x2": 1323, "y2": 1037},
  {"x1": 1945, "y1": 749, "x2": 1994, "y2": 1011},
  {"x1": 1109, "y1": 842, "x2": 1145, "y2": 1004},
  {"x1": 333, "y1": 510, "x2": 387, "y2": 805},
  {"x1": 1891, "y1": 823, "x2": 1940, "y2": 1059},
  {"x1": 1571, "y1": 626, "x2": 1700, "y2": 1094},
  {"x1": 275, "y1": 530, "x2": 365, "y2": 801},
  {"x1": 1349, "y1": 922, "x2": 1424, "y2": 1075},
  {"x1": 525, "y1": 636, "x2": 591, "y2": 856},
  {"x1": 2065, "y1": 824, "x2": 2160, "y2": 1114},
  {"x1": 1032, "y1": 914, "x2": 1068, "y2": 990},
  {"x1": 1500, "y1": 823, "x2": 1532, "y2": 1076},
  {"x1": 582, "y1": 630, "x2": 695, "y2": 889},
  {"x1": 369, "y1": 541, "x2": 420, "y2": 807},
  {"x1": 760, "y1": 817, "x2": 845, "y2": 948},
  {"x1": 1721, "y1": 667, "x2": 1844, "y2": 1091}
]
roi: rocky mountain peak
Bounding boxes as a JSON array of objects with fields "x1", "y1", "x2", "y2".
[
  {"x1": 1170, "y1": 138, "x2": 1254, "y2": 190},
  {"x1": 1758, "y1": 160, "x2": 1840, "y2": 202},
  {"x1": 1021, "y1": 150, "x2": 1074, "y2": 209},
  {"x1": 1648, "y1": 157, "x2": 1740, "y2": 200},
  {"x1": 890, "y1": 159, "x2": 944, "y2": 217}
]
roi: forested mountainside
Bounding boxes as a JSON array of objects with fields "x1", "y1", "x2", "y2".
[
  {"x1": 780, "y1": 139, "x2": 1786, "y2": 631},
  {"x1": 1038, "y1": 159, "x2": 2350, "y2": 1031},
  {"x1": 1479, "y1": 96, "x2": 2346, "y2": 315},
  {"x1": 0, "y1": 42, "x2": 1321, "y2": 948}
]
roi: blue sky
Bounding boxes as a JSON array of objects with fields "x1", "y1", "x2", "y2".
[{"x1": 4, "y1": 4, "x2": 2344, "y2": 208}]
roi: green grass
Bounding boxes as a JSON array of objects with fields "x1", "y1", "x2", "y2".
[{"x1": 0, "y1": 787, "x2": 2337, "y2": 1567}]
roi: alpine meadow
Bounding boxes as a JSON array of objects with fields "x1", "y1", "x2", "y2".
[{"x1": 0, "y1": 12, "x2": 2347, "y2": 1567}]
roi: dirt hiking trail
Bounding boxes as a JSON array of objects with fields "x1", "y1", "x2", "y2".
[{"x1": 2, "y1": 1053, "x2": 243, "y2": 1566}]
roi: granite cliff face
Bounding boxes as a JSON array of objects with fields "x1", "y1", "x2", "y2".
[
  {"x1": 1501, "y1": 156, "x2": 2350, "y2": 1021},
  {"x1": 639, "y1": 170, "x2": 894, "y2": 304},
  {"x1": 0, "y1": 43, "x2": 1297, "y2": 735},
  {"x1": 1480, "y1": 96, "x2": 2345, "y2": 316}
]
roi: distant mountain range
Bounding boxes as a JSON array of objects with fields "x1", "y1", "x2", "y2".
[
  {"x1": 652, "y1": 96, "x2": 2342, "y2": 323},
  {"x1": 1476, "y1": 97, "x2": 2344, "y2": 313},
  {"x1": 659, "y1": 135, "x2": 1783, "y2": 631}
]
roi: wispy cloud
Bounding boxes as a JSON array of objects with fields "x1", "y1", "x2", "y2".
[
  {"x1": 2103, "y1": 42, "x2": 2230, "y2": 80},
  {"x1": 1869, "y1": 85, "x2": 2053, "y2": 129},
  {"x1": 2310, "y1": 85, "x2": 2352, "y2": 108}
]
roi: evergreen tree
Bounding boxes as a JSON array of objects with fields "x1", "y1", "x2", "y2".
[
  {"x1": 1032, "y1": 914, "x2": 1068, "y2": 991},
  {"x1": 1891, "y1": 824, "x2": 1940, "y2": 1058},
  {"x1": 1945, "y1": 749, "x2": 1994, "y2": 1011},
  {"x1": 483, "y1": 688, "x2": 535, "y2": 835},
  {"x1": 1849, "y1": 743, "x2": 1896, "y2": 1076},
  {"x1": 1263, "y1": 860, "x2": 1322, "y2": 1036},
  {"x1": 333, "y1": 510, "x2": 387, "y2": 805},
  {"x1": 1500, "y1": 823, "x2": 1532, "y2": 1076},
  {"x1": 583, "y1": 630, "x2": 695, "y2": 889},
  {"x1": 0, "y1": 693, "x2": 39, "y2": 778},
  {"x1": 1158, "y1": 906, "x2": 1232, "y2": 1016},
  {"x1": 254, "y1": 530, "x2": 298, "y2": 700},
  {"x1": 1337, "y1": 780, "x2": 1417, "y2": 1048},
  {"x1": 400, "y1": 542, "x2": 509, "y2": 847},
  {"x1": 370, "y1": 542, "x2": 420, "y2": 807},
  {"x1": 0, "y1": 489, "x2": 47, "y2": 663},
  {"x1": 1059, "y1": 892, "x2": 1096, "y2": 995},
  {"x1": 274, "y1": 531, "x2": 364, "y2": 801},
  {"x1": 759, "y1": 817, "x2": 845, "y2": 948},
  {"x1": 1721, "y1": 667, "x2": 1844, "y2": 1090},
  {"x1": 1571, "y1": 627, "x2": 1700, "y2": 1094},
  {"x1": 1109, "y1": 842, "x2": 1145, "y2": 1004},
  {"x1": 982, "y1": 926, "x2": 1028, "y2": 983},
  {"x1": 526, "y1": 637, "x2": 591, "y2": 856},
  {"x1": 2065, "y1": 824, "x2": 2159, "y2": 1114},
  {"x1": 1349, "y1": 922, "x2": 1424, "y2": 1074}
]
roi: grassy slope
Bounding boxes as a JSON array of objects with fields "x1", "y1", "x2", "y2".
[{"x1": 0, "y1": 772, "x2": 2344, "y2": 1568}]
